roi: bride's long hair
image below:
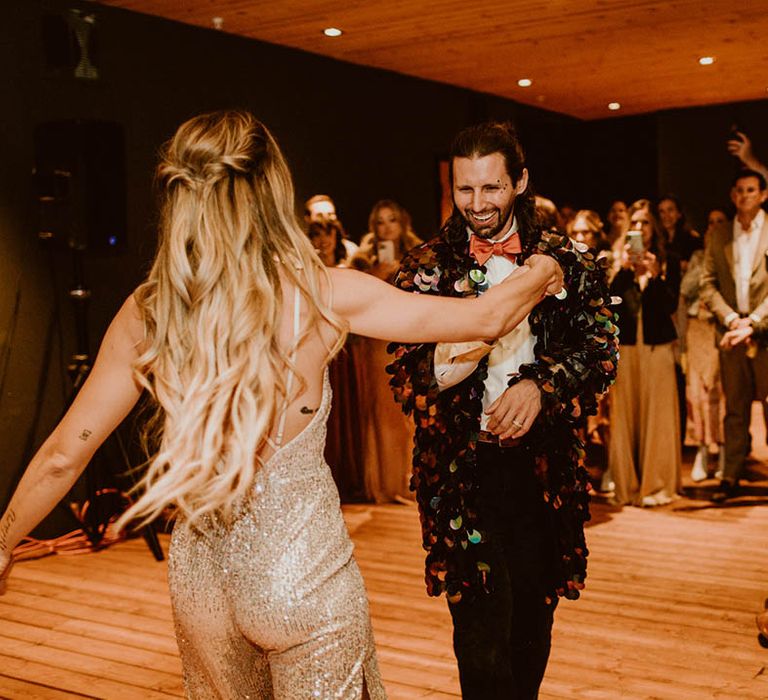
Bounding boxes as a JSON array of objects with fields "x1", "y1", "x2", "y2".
[{"x1": 117, "y1": 110, "x2": 345, "y2": 531}]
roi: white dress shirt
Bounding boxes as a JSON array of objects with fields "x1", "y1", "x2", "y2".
[
  {"x1": 434, "y1": 219, "x2": 536, "y2": 430},
  {"x1": 733, "y1": 209, "x2": 765, "y2": 315}
]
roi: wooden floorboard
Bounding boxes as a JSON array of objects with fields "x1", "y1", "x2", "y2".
[{"x1": 1, "y1": 464, "x2": 767, "y2": 698}]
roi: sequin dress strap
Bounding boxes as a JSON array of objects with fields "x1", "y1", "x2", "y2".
[{"x1": 265, "y1": 285, "x2": 301, "y2": 451}]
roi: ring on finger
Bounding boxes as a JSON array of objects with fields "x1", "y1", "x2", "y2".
[{"x1": 511, "y1": 418, "x2": 524, "y2": 429}]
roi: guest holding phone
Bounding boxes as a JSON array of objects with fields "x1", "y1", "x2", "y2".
[
  {"x1": 608, "y1": 199, "x2": 682, "y2": 506},
  {"x1": 351, "y1": 201, "x2": 423, "y2": 502},
  {"x1": 351, "y1": 200, "x2": 422, "y2": 280}
]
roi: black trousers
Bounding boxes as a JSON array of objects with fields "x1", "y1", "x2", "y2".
[{"x1": 448, "y1": 443, "x2": 558, "y2": 700}]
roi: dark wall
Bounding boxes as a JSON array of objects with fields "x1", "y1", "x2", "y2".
[{"x1": 569, "y1": 114, "x2": 659, "y2": 217}]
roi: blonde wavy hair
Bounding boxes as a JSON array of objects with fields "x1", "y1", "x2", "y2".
[{"x1": 117, "y1": 110, "x2": 344, "y2": 532}]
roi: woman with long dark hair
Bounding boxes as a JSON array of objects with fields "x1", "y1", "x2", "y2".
[
  {"x1": 307, "y1": 218, "x2": 348, "y2": 267},
  {"x1": 658, "y1": 194, "x2": 702, "y2": 266}
]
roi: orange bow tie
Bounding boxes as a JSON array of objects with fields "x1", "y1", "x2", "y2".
[{"x1": 469, "y1": 232, "x2": 522, "y2": 266}]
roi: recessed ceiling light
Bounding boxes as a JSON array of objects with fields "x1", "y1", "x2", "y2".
[
  {"x1": 699, "y1": 56, "x2": 715, "y2": 66},
  {"x1": 608, "y1": 102, "x2": 621, "y2": 111},
  {"x1": 518, "y1": 78, "x2": 533, "y2": 88},
  {"x1": 323, "y1": 27, "x2": 343, "y2": 37}
]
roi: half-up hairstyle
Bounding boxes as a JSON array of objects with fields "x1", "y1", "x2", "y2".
[
  {"x1": 442, "y1": 121, "x2": 538, "y2": 251},
  {"x1": 118, "y1": 110, "x2": 344, "y2": 532}
]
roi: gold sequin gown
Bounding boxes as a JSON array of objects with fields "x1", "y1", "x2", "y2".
[{"x1": 167, "y1": 370, "x2": 386, "y2": 699}]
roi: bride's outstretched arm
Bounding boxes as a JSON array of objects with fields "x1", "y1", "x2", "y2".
[
  {"x1": 0, "y1": 296, "x2": 144, "y2": 593},
  {"x1": 328, "y1": 254, "x2": 562, "y2": 344}
]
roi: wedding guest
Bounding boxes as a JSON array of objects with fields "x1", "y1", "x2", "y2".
[
  {"x1": 304, "y1": 193, "x2": 358, "y2": 261},
  {"x1": 609, "y1": 199, "x2": 682, "y2": 506},
  {"x1": 567, "y1": 209, "x2": 610, "y2": 254},
  {"x1": 352, "y1": 200, "x2": 423, "y2": 503},
  {"x1": 658, "y1": 195, "x2": 702, "y2": 266},
  {"x1": 682, "y1": 209, "x2": 728, "y2": 481},
  {"x1": 307, "y1": 219, "x2": 347, "y2": 267},
  {"x1": 307, "y1": 219, "x2": 366, "y2": 500}
]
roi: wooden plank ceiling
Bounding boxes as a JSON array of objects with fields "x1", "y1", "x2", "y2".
[{"x1": 96, "y1": 0, "x2": 768, "y2": 120}]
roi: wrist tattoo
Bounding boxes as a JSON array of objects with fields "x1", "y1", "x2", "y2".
[
  {"x1": 0, "y1": 509, "x2": 17, "y2": 552},
  {"x1": 78, "y1": 429, "x2": 92, "y2": 441},
  {"x1": 300, "y1": 406, "x2": 317, "y2": 415}
]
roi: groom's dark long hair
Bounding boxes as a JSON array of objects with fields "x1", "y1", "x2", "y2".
[{"x1": 442, "y1": 121, "x2": 538, "y2": 252}]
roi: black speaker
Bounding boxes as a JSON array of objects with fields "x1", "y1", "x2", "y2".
[{"x1": 33, "y1": 120, "x2": 126, "y2": 250}]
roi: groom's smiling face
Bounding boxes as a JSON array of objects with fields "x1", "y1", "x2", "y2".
[{"x1": 452, "y1": 153, "x2": 527, "y2": 241}]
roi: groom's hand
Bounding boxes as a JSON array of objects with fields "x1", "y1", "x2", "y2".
[{"x1": 485, "y1": 379, "x2": 542, "y2": 440}]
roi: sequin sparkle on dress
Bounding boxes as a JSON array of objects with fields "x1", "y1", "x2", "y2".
[{"x1": 167, "y1": 286, "x2": 385, "y2": 699}]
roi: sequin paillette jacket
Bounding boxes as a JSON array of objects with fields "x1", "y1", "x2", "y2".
[{"x1": 387, "y1": 230, "x2": 619, "y2": 604}]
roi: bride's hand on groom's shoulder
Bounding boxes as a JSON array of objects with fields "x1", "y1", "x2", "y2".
[{"x1": 525, "y1": 254, "x2": 564, "y2": 296}]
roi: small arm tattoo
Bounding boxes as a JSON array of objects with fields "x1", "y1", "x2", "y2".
[
  {"x1": 78, "y1": 429, "x2": 92, "y2": 441},
  {"x1": 300, "y1": 406, "x2": 317, "y2": 415}
]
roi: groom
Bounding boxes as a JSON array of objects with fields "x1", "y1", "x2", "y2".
[{"x1": 388, "y1": 121, "x2": 618, "y2": 698}]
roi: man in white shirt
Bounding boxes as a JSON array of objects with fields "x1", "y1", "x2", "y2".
[
  {"x1": 388, "y1": 122, "x2": 618, "y2": 699},
  {"x1": 701, "y1": 169, "x2": 768, "y2": 502}
]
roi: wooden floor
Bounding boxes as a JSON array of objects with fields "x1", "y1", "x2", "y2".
[{"x1": 1, "y1": 472, "x2": 768, "y2": 698}]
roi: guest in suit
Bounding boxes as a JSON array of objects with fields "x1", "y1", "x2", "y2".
[
  {"x1": 608, "y1": 199, "x2": 682, "y2": 506},
  {"x1": 700, "y1": 169, "x2": 768, "y2": 502}
]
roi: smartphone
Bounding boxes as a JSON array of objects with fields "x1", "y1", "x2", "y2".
[
  {"x1": 377, "y1": 239, "x2": 395, "y2": 264},
  {"x1": 627, "y1": 230, "x2": 644, "y2": 255}
]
